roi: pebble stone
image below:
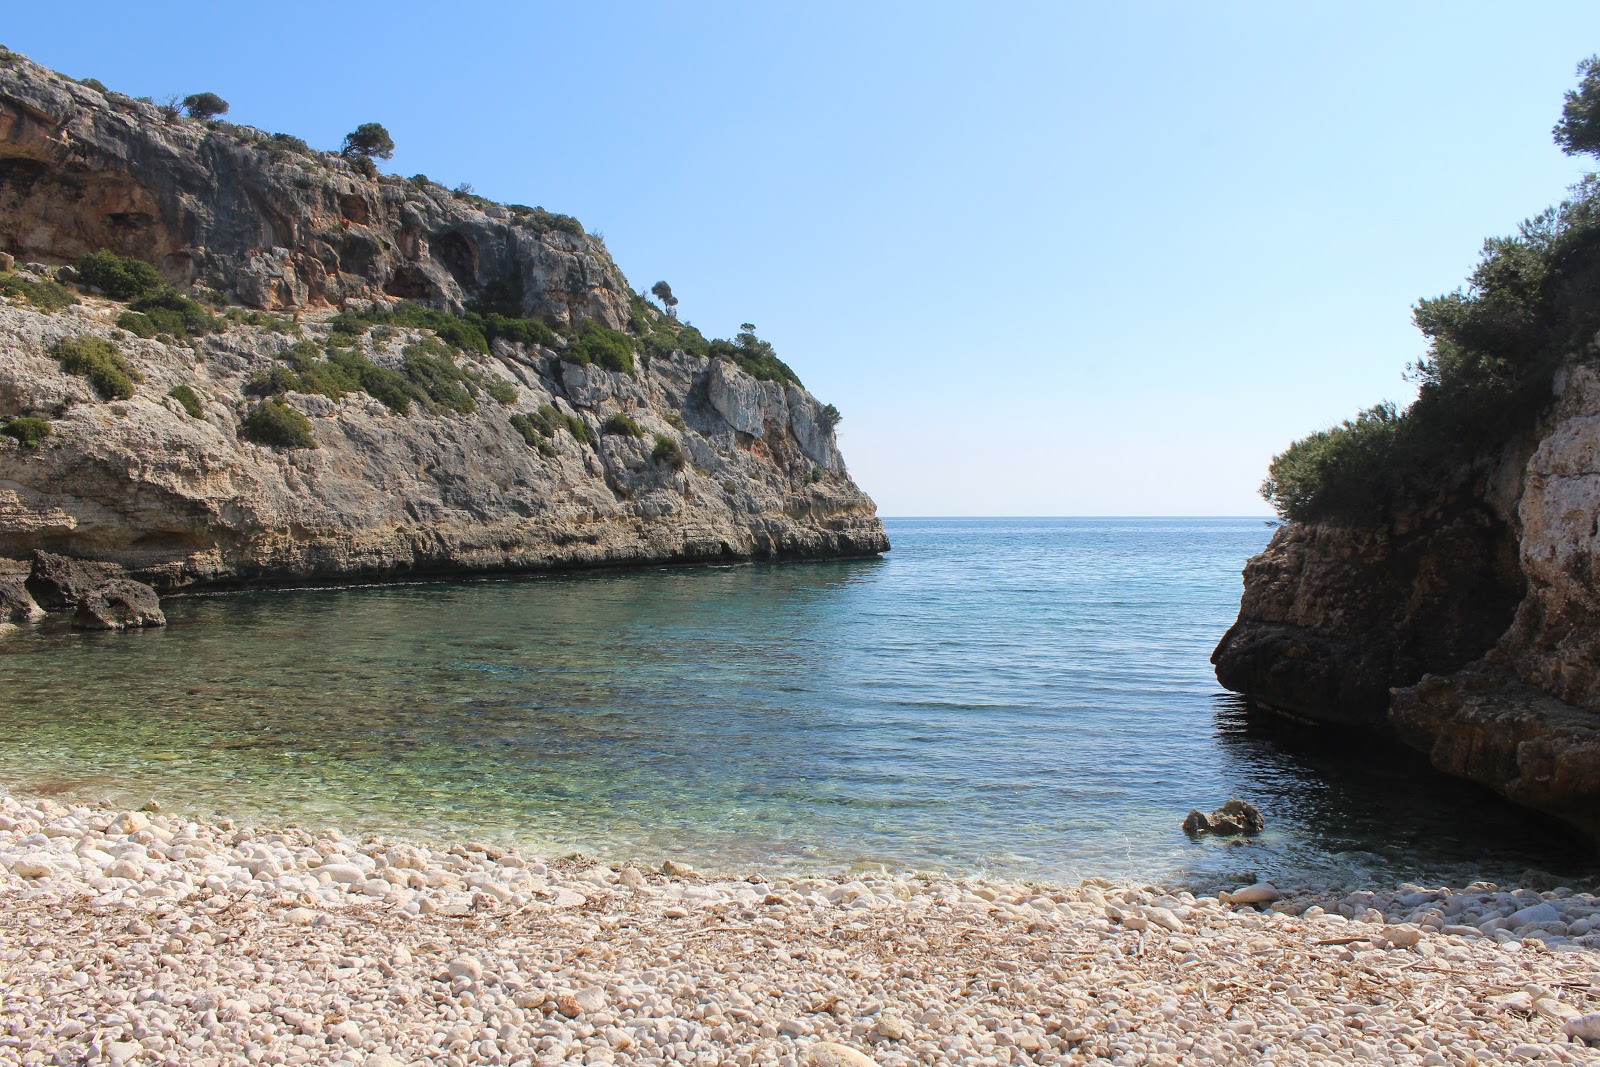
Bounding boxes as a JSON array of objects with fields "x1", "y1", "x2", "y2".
[{"x1": 2, "y1": 791, "x2": 1600, "y2": 1066}]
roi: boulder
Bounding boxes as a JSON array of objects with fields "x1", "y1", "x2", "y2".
[
  {"x1": 26, "y1": 551, "x2": 126, "y2": 610},
  {"x1": 71, "y1": 580, "x2": 166, "y2": 631},
  {"x1": 1182, "y1": 798, "x2": 1264, "y2": 836},
  {"x1": 0, "y1": 574, "x2": 44, "y2": 622}
]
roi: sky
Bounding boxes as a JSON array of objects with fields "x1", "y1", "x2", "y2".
[{"x1": 7, "y1": 3, "x2": 1600, "y2": 515}]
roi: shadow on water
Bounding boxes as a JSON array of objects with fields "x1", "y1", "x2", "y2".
[{"x1": 1206, "y1": 693, "x2": 1596, "y2": 887}]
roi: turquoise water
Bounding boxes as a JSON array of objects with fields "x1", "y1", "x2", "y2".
[{"x1": 0, "y1": 517, "x2": 1589, "y2": 886}]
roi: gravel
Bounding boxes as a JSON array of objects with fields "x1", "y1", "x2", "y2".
[{"x1": 3, "y1": 792, "x2": 1599, "y2": 1066}]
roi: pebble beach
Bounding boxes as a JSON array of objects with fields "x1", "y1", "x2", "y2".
[{"x1": 3, "y1": 792, "x2": 1600, "y2": 1067}]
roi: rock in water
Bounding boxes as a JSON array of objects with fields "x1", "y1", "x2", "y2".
[
  {"x1": 0, "y1": 574, "x2": 44, "y2": 622},
  {"x1": 71, "y1": 580, "x2": 166, "y2": 631},
  {"x1": 25, "y1": 551, "x2": 126, "y2": 611},
  {"x1": 1182, "y1": 798, "x2": 1264, "y2": 836}
]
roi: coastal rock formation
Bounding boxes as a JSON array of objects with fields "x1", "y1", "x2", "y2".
[
  {"x1": 72, "y1": 578, "x2": 166, "y2": 630},
  {"x1": 0, "y1": 55, "x2": 886, "y2": 589},
  {"x1": 1216, "y1": 365, "x2": 1600, "y2": 838},
  {"x1": 1181, "y1": 799, "x2": 1264, "y2": 836},
  {"x1": 0, "y1": 63, "x2": 627, "y2": 326}
]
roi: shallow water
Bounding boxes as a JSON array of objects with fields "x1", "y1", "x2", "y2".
[{"x1": 0, "y1": 517, "x2": 1590, "y2": 886}]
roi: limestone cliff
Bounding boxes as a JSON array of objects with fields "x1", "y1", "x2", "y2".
[
  {"x1": 1215, "y1": 366, "x2": 1600, "y2": 838},
  {"x1": 0, "y1": 54, "x2": 886, "y2": 588}
]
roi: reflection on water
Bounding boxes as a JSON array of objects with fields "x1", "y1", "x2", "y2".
[{"x1": 0, "y1": 518, "x2": 1590, "y2": 886}]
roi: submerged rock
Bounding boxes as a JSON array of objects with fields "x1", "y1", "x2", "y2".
[
  {"x1": 71, "y1": 579, "x2": 166, "y2": 631},
  {"x1": 1182, "y1": 798, "x2": 1264, "y2": 836}
]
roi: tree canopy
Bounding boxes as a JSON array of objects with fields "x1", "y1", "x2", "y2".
[
  {"x1": 341, "y1": 123, "x2": 395, "y2": 161},
  {"x1": 181, "y1": 93, "x2": 229, "y2": 121},
  {"x1": 1555, "y1": 56, "x2": 1600, "y2": 157}
]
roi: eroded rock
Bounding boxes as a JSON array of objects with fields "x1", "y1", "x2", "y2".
[
  {"x1": 70, "y1": 580, "x2": 165, "y2": 631},
  {"x1": 1182, "y1": 799, "x2": 1264, "y2": 836}
]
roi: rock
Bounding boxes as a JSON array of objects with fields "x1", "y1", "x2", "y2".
[
  {"x1": 9, "y1": 854, "x2": 54, "y2": 878},
  {"x1": 0, "y1": 251, "x2": 12, "y2": 271},
  {"x1": 1506, "y1": 902, "x2": 1563, "y2": 928},
  {"x1": 1379, "y1": 923, "x2": 1422, "y2": 949},
  {"x1": 873, "y1": 1015, "x2": 910, "y2": 1042},
  {"x1": 447, "y1": 956, "x2": 483, "y2": 982},
  {"x1": 317, "y1": 863, "x2": 366, "y2": 885},
  {"x1": 0, "y1": 574, "x2": 43, "y2": 622},
  {"x1": 0, "y1": 59, "x2": 888, "y2": 590},
  {"x1": 805, "y1": 1043, "x2": 880, "y2": 1067},
  {"x1": 555, "y1": 988, "x2": 606, "y2": 1017},
  {"x1": 1562, "y1": 1012, "x2": 1600, "y2": 1042},
  {"x1": 660, "y1": 859, "x2": 698, "y2": 877},
  {"x1": 1182, "y1": 799, "x2": 1264, "y2": 836},
  {"x1": 1221, "y1": 882, "x2": 1280, "y2": 906},
  {"x1": 25, "y1": 551, "x2": 126, "y2": 611},
  {"x1": 71, "y1": 579, "x2": 166, "y2": 631}
]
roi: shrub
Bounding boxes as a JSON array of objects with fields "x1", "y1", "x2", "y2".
[
  {"x1": 182, "y1": 92, "x2": 229, "y2": 121},
  {"x1": 241, "y1": 399, "x2": 315, "y2": 448},
  {"x1": 568, "y1": 320, "x2": 636, "y2": 374},
  {"x1": 54, "y1": 335, "x2": 137, "y2": 400},
  {"x1": 348, "y1": 155, "x2": 377, "y2": 180},
  {"x1": 820, "y1": 403, "x2": 842, "y2": 432},
  {"x1": 168, "y1": 384, "x2": 203, "y2": 418},
  {"x1": 401, "y1": 343, "x2": 476, "y2": 414},
  {"x1": 707, "y1": 329, "x2": 801, "y2": 386},
  {"x1": 116, "y1": 311, "x2": 159, "y2": 338},
  {"x1": 1261, "y1": 404, "x2": 1402, "y2": 523},
  {"x1": 129, "y1": 288, "x2": 215, "y2": 336},
  {"x1": 478, "y1": 313, "x2": 557, "y2": 350},
  {"x1": 0, "y1": 274, "x2": 77, "y2": 312},
  {"x1": 483, "y1": 378, "x2": 517, "y2": 405},
  {"x1": 75, "y1": 250, "x2": 163, "y2": 300},
  {"x1": 2, "y1": 416, "x2": 50, "y2": 447},
  {"x1": 78, "y1": 77, "x2": 107, "y2": 93},
  {"x1": 509, "y1": 413, "x2": 558, "y2": 456},
  {"x1": 0, "y1": 47, "x2": 21, "y2": 68},
  {"x1": 505, "y1": 204, "x2": 585, "y2": 237},
  {"x1": 603, "y1": 412, "x2": 643, "y2": 437},
  {"x1": 651, "y1": 433, "x2": 684, "y2": 468}
]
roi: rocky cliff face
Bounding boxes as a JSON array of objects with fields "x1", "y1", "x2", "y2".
[
  {"x1": 0, "y1": 56, "x2": 886, "y2": 588},
  {"x1": 1216, "y1": 366, "x2": 1600, "y2": 838},
  {"x1": 0, "y1": 61, "x2": 626, "y2": 325}
]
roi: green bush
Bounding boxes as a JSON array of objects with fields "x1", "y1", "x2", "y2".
[
  {"x1": 504, "y1": 204, "x2": 585, "y2": 237},
  {"x1": 820, "y1": 403, "x2": 841, "y2": 432},
  {"x1": 707, "y1": 329, "x2": 802, "y2": 386},
  {"x1": 116, "y1": 311, "x2": 159, "y2": 338},
  {"x1": 75, "y1": 251, "x2": 163, "y2": 300},
  {"x1": 168, "y1": 384, "x2": 203, "y2": 418},
  {"x1": 1262, "y1": 404, "x2": 1402, "y2": 523},
  {"x1": 508, "y1": 413, "x2": 558, "y2": 456},
  {"x1": 241, "y1": 399, "x2": 315, "y2": 449},
  {"x1": 401, "y1": 342, "x2": 476, "y2": 414},
  {"x1": 603, "y1": 412, "x2": 643, "y2": 437},
  {"x1": 651, "y1": 433, "x2": 684, "y2": 468},
  {"x1": 0, "y1": 273, "x2": 77, "y2": 312},
  {"x1": 483, "y1": 377, "x2": 517, "y2": 405},
  {"x1": 2, "y1": 416, "x2": 50, "y2": 447},
  {"x1": 54, "y1": 335, "x2": 137, "y2": 400},
  {"x1": 568, "y1": 320, "x2": 636, "y2": 374},
  {"x1": 1261, "y1": 65, "x2": 1600, "y2": 525},
  {"x1": 129, "y1": 288, "x2": 215, "y2": 336},
  {"x1": 181, "y1": 92, "x2": 228, "y2": 121}
]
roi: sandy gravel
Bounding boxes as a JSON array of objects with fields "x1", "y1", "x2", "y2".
[{"x1": 3, "y1": 792, "x2": 1599, "y2": 1067}]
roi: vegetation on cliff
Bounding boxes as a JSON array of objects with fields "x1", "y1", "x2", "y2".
[{"x1": 1264, "y1": 57, "x2": 1600, "y2": 524}]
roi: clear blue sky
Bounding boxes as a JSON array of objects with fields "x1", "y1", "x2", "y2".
[{"x1": 8, "y1": 3, "x2": 1600, "y2": 515}]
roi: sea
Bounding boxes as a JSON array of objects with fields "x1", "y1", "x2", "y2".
[{"x1": 0, "y1": 517, "x2": 1589, "y2": 887}]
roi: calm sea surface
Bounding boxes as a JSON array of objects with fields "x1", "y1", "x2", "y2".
[{"x1": 0, "y1": 517, "x2": 1589, "y2": 887}]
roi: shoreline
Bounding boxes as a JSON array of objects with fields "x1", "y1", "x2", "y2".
[{"x1": 4, "y1": 791, "x2": 1599, "y2": 1066}]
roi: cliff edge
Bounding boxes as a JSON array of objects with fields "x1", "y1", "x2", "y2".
[
  {"x1": 0, "y1": 53, "x2": 887, "y2": 588},
  {"x1": 1214, "y1": 60, "x2": 1600, "y2": 839}
]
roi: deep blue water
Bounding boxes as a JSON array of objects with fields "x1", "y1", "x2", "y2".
[{"x1": 0, "y1": 517, "x2": 1588, "y2": 886}]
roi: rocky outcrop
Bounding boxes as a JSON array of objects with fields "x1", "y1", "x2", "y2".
[
  {"x1": 0, "y1": 59, "x2": 628, "y2": 325},
  {"x1": 0, "y1": 55, "x2": 886, "y2": 590},
  {"x1": 25, "y1": 549, "x2": 126, "y2": 609},
  {"x1": 72, "y1": 578, "x2": 165, "y2": 630},
  {"x1": 1216, "y1": 365, "x2": 1600, "y2": 838}
]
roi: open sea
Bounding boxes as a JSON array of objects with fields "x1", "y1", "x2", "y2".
[{"x1": 0, "y1": 517, "x2": 1589, "y2": 887}]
